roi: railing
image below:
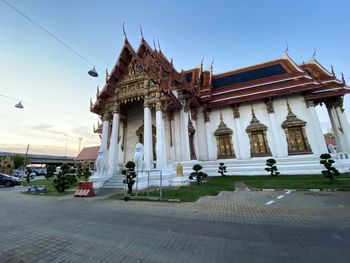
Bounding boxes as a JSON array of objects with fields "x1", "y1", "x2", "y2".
[{"x1": 124, "y1": 169, "x2": 163, "y2": 201}]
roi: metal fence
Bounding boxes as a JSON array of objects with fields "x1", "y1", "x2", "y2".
[{"x1": 123, "y1": 169, "x2": 163, "y2": 201}]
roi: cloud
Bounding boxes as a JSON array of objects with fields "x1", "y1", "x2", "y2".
[{"x1": 31, "y1": 124, "x2": 64, "y2": 135}]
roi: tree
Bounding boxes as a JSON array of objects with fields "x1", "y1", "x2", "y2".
[
  {"x1": 320, "y1": 153, "x2": 340, "y2": 180},
  {"x1": 324, "y1": 129, "x2": 334, "y2": 139},
  {"x1": 218, "y1": 162, "x2": 227, "y2": 177},
  {"x1": 80, "y1": 161, "x2": 91, "y2": 181},
  {"x1": 122, "y1": 161, "x2": 137, "y2": 195},
  {"x1": 45, "y1": 165, "x2": 56, "y2": 180},
  {"x1": 53, "y1": 174, "x2": 70, "y2": 193},
  {"x1": 60, "y1": 163, "x2": 70, "y2": 175},
  {"x1": 12, "y1": 155, "x2": 25, "y2": 169},
  {"x1": 189, "y1": 164, "x2": 208, "y2": 185},
  {"x1": 52, "y1": 163, "x2": 74, "y2": 193},
  {"x1": 0, "y1": 157, "x2": 14, "y2": 175},
  {"x1": 265, "y1": 158, "x2": 280, "y2": 176}
]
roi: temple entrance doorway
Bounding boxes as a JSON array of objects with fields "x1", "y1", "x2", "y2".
[{"x1": 136, "y1": 124, "x2": 157, "y2": 161}]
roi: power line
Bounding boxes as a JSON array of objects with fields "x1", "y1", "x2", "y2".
[
  {"x1": 1, "y1": 0, "x2": 97, "y2": 68},
  {"x1": 0, "y1": 93, "x2": 96, "y2": 121}
]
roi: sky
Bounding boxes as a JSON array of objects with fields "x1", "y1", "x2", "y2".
[{"x1": 0, "y1": 0, "x2": 349, "y2": 157}]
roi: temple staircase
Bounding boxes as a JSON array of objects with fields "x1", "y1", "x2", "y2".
[{"x1": 103, "y1": 175, "x2": 124, "y2": 189}]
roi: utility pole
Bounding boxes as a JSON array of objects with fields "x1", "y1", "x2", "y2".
[
  {"x1": 78, "y1": 137, "x2": 83, "y2": 155},
  {"x1": 64, "y1": 135, "x2": 68, "y2": 158}
]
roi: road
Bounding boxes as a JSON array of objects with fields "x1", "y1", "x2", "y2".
[{"x1": 0, "y1": 190, "x2": 349, "y2": 262}]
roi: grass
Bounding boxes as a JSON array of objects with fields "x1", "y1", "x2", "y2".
[
  {"x1": 110, "y1": 173, "x2": 350, "y2": 202},
  {"x1": 21, "y1": 178, "x2": 79, "y2": 196},
  {"x1": 110, "y1": 176, "x2": 237, "y2": 202},
  {"x1": 242, "y1": 174, "x2": 350, "y2": 190}
]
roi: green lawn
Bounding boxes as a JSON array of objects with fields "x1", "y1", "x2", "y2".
[
  {"x1": 21, "y1": 178, "x2": 78, "y2": 196},
  {"x1": 241, "y1": 174, "x2": 350, "y2": 190},
  {"x1": 110, "y1": 173, "x2": 350, "y2": 202}
]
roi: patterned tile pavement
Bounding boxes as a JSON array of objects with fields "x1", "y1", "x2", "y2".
[{"x1": 0, "y1": 189, "x2": 349, "y2": 262}]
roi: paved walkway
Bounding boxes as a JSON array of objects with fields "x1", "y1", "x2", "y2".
[{"x1": 0, "y1": 190, "x2": 349, "y2": 262}]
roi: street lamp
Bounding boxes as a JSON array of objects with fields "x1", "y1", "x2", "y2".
[
  {"x1": 15, "y1": 101, "x2": 24, "y2": 109},
  {"x1": 88, "y1": 67, "x2": 98, "y2": 77},
  {"x1": 64, "y1": 135, "x2": 69, "y2": 158}
]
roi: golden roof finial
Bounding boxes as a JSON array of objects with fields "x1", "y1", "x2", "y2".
[
  {"x1": 285, "y1": 42, "x2": 289, "y2": 55},
  {"x1": 157, "y1": 39, "x2": 161, "y2": 53},
  {"x1": 251, "y1": 104, "x2": 256, "y2": 117},
  {"x1": 286, "y1": 99, "x2": 292, "y2": 113},
  {"x1": 122, "y1": 22, "x2": 127, "y2": 39},
  {"x1": 152, "y1": 36, "x2": 157, "y2": 51},
  {"x1": 312, "y1": 48, "x2": 317, "y2": 59},
  {"x1": 105, "y1": 68, "x2": 109, "y2": 81},
  {"x1": 140, "y1": 24, "x2": 144, "y2": 39},
  {"x1": 331, "y1": 65, "x2": 335, "y2": 76}
]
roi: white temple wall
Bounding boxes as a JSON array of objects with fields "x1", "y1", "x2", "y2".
[
  {"x1": 173, "y1": 110, "x2": 182, "y2": 161},
  {"x1": 200, "y1": 95, "x2": 322, "y2": 161},
  {"x1": 251, "y1": 101, "x2": 274, "y2": 156},
  {"x1": 165, "y1": 115, "x2": 175, "y2": 161},
  {"x1": 236, "y1": 104, "x2": 253, "y2": 159},
  {"x1": 287, "y1": 96, "x2": 318, "y2": 155},
  {"x1": 196, "y1": 107, "x2": 209, "y2": 161},
  {"x1": 271, "y1": 96, "x2": 320, "y2": 157},
  {"x1": 272, "y1": 98, "x2": 289, "y2": 157}
]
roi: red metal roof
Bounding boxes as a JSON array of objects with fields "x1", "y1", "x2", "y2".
[{"x1": 75, "y1": 146, "x2": 99, "y2": 162}]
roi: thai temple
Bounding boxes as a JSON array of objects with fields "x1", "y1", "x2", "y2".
[{"x1": 89, "y1": 35, "x2": 350, "y2": 189}]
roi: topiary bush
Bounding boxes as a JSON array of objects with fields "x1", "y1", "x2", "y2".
[
  {"x1": 122, "y1": 161, "x2": 137, "y2": 195},
  {"x1": 52, "y1": 163, "x2": 76, "y2": 192},
  {"x1": 320, "y1": 153, "x2": 340, "y2": 180},
  {"x1": 189, "y1": 164, "x2": 208, "y2": 185},
  {"x1": 53, "y1": 174, "x2": 70, "y2": 192},
  {"x1": 265, "y1": 158, "x2": 280, "y2": 176},
  {"x1": 218, "y1": 162, "x2": 227, "y2": 177}
]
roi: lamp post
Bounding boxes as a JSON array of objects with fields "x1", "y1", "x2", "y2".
[{"x1": 64, "y1": 135, "x2": 69, "y2": 158}]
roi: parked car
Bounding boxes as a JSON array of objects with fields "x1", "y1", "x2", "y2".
[
  {"x1": 0, "y1": 173, "x2": 21, "y2": 187},
  {"x1": 31, "y1": 168, "x2": 46, "y2": 176},
  {"x1": 12, "y1": 171, "x2": 34, "y2": 180}
]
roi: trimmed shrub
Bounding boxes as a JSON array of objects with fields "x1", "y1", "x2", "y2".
[
  {"x1": 320, "y1": 153, "x2": 340, "y2": 180},
  {"x1": 265, "y1": 158, "x2": 280, "y2": 176},
  {"x1": 189, "y1": 164, "x2": 208, "y2": 185},
  {"x1": 122, "y1": 161, "x2": 137, "y2": 194},
  {"x1": 218, "y1": 162, "x2": 227, "y2": 177}
]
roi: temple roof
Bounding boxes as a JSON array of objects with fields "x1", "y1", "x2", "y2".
[
  {"x1": 75, "y1": 146, "x2": 99, "y2": 162},
  {"x1": 90, "y1": 38, "x2": 350, "y2": 115}
]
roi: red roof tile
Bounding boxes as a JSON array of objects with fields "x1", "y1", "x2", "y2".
[{"x1": 75, "y1": 146, "x2": 99, "y2": 162}]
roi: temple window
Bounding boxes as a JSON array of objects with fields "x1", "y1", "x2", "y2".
[
  {"x1": 246, "y1": 108, "x2": 271, "y2": 157},
  {"x1": 214, "y1": 114, "x2": 235, "y2": 159},
  {"x1": 282, "y1": 102, "x2": 312, "y2": 155}
]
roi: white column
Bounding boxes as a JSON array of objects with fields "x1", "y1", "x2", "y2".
[
  {"x1": 335, "y1": 107, "x2": 350, "y2": 153},
  {"x1": 108, "y1": 106, "x2": 120, "y2": 176},
  {"x1": 264, "y1": 100, "x2": 283, "y2": 157},
  {"x1": 195, "y1": 108, "x2": 208, "y2": 161},
  {"x1": 232, "y1": 105, "x2": 242, "y2": 159},
  {"x1": 180, "y1": 108, "x2": 191, "y2": 161},
  {"x1": 233, "y1": 118, "x2": 242, "y2": 159},
  {"x1": 156, "y1": 102, "x2": 167, "y2": 170},
  {"x1": 306, "y1": 101, "x2": 328, "y2": 154},
  {"x1": 204, "y1": 110, "x2": 215, "y2": 161},
  {"x1": 100, "y1": 113, "x2": 110, "y2": 153},
  {"x1": 327, "y1": 106, "x2": 346, "y2": 152},
  {"x1": 144, "y1": 100, "x2": 153, "y2": 170}
]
